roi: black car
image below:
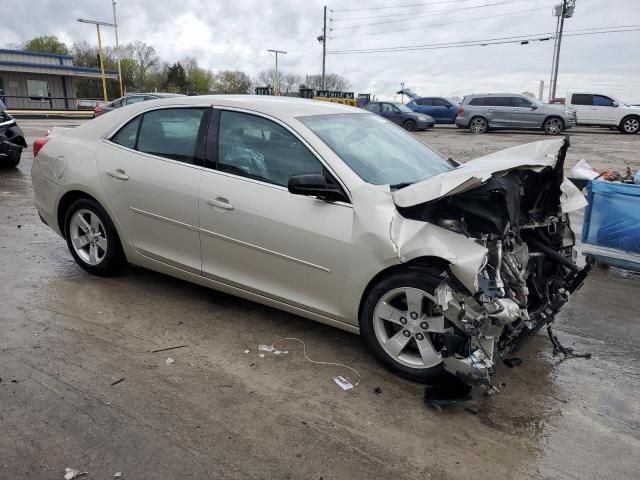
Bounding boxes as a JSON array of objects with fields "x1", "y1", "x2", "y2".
[
  {"x1": 0, "y1": 100, "x2": 26, "y2": 168},
  {"x1": 364, "y1": 101, "x2": 435, "y2": 131},
  {"x1": 94, "y1": 92, "x2": 185, "y2": 117}
]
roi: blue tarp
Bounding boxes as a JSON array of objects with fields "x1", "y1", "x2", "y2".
[{"x1": 582, "y1": 180, "x2": 640, "y2": 254}]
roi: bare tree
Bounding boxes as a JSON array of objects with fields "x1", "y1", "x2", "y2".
[
  {"x1": 303, "y1": 73, "x2": 351, "y2": 92},
  {"x1": 282, "y1": 73, "x2": 302, "y2": 95},
  {"x1": 131, "y1": 41, "x2": 159, "y2": 88},
  {"x1": 214, "y1": 70, "x2": 252, "y2": 94}
]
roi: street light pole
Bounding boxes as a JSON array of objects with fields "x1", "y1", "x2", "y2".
[
  {"x1": 77, "y1": 18, "x2": 117, "y2": 103},
  {"x1": 322, "y1": 5, "x2": 327, "y2": 90},
  {"x1": 549, "y1": 0, "x2": 576, "y2": 101},
  {"x1": 112, "y1": 0, "x2": 124, "y2": 97},
  {"x1": 95, "y1": 24, "x2": 108, "y2": 102},
  {"x1": 267, "y1": 49, "x2": 287, "y2": 95}
]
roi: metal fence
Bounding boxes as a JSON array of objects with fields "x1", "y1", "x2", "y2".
[{"x1": 1, "y1": 95, "x2": 106, "y2": 111}]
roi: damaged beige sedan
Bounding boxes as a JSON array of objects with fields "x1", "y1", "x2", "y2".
[{"x1": 32, "y1": 96, "x2": 590, "y2": 385}]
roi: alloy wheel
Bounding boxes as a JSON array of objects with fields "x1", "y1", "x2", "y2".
[
  {"x1": 470, "y1": 118, "x2": 487, "y2": 134},
  {"x1": 545, "y1": 118, "x2": 563, "y2": 135},
  {"x1": 70, "y1": 209, "x2": 108, "y2": 265},
  {"x1": 623, "y1": 118, "x2": 639, "y2": 133},
  {"x1": 372, "y1": 287, "x2": 447, "y2": 369}
]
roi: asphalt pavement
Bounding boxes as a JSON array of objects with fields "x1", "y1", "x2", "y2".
[{"x1": 1, "y1": 120, "x2": 638, "y2": 479}]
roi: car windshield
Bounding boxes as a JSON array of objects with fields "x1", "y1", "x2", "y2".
[
  {"x1": 299, "y1": 113, "x2": 453, "y2": 186},
  {"x1": 394, "y1": 103, "x2": 413, "y2": 113}
]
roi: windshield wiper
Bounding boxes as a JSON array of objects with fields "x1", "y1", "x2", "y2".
[{"x1": 390, "y1": 182, "x2": 413, "y2": 190}]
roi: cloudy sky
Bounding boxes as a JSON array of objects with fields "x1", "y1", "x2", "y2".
[{"x1": 2, "y1": 0, "x2": 640, "y2": 101}]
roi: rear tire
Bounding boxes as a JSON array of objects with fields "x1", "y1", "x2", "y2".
[
  {"x1": 64, "y1": 198, "x2": 127, "y2": 276},
  {"x1": 360, "y1": 270, "x2": 446, "y2": 383},
  {"x1": 543, "y1": 116, "x2": 564, "y2": 135},
  {"x1": 620, "y1": 116, "x2": 640, "y2": 134},
  {"x1": 403, "y1": 120, "x2": 417, "y2": 132},
  {"x1": 469, "y1": 117, "x2": 488, "y2": 134}
]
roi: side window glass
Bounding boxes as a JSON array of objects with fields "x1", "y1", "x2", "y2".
[
  {"x1": 469, "y1": 97, "x2": 485, "y2": 106},
  {"x1": 127, "y1": 96, "x2": 146, "y2": 105},
  {"x1": 516, "y1": 97, "x2": 532, "y2": 107},
  {"x1": 111, "y1": 116, "x2": 141, "y2": 149},
  {"x1": 365, "y1": 103, "x2": 380, "y2": 113},
  {"x1": 217, "y1": 110, "x2": 324, "y2": 187},
  {"x1": 418, "y1": 98, "x2": 433, "y2": 106},
  {"x1": 593, "y1": 95, "x2": 614, "y2": 107},
  {"x1": 381, "y1": 103, "x2": 394, "y2": 113},
  {"x1": 433, "y1": 98, "x2": 448, "y2": 107},
  {"x1": 572, "y1": 94, "x2": 592, "y2": 105},
  {"x1": 137, "y1": 108, "x2": 206, "y2": 164}
]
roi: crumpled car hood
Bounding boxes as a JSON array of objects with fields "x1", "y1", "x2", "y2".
[{"x1": 392, "y1": 139, "x2": 587, "y2": 212}]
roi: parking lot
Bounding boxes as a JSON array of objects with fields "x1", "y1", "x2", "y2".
[{"x1": 1, "y1": 119, "x2": 639, "y2": 479}]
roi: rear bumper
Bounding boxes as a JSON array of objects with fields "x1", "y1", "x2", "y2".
[
  {"x1": 31, "y1": 159, "x2": 64, "y2": 237},
  {"x1": 455, "y1": 116, "x2": 469, "y2": 128}
]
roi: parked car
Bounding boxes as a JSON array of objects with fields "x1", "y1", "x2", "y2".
[
  {"x1": 0, "y1": 99, "x2": 26, "y2": 168},
  {"x1": 31, "y1": 95, "x2": 589, "y2": 386},
  {"x1": 456, "y1": 93, "x2": 576, "y2": 134},
  {"x1": 565, "y1": 92, "x2": 640, "y2": 134},
  {"x1": 364, "y1": 101, "x2": 434, "y2": 131},
  {"x1": 94, "y1": 92, "x2": 185, "y2": 117},
  {"x1": 406, "y1": 96, "x2": 460, "y2": 124}
]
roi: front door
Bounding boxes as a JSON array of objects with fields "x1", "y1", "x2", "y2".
[
  {"x1": 511, "y1": 96, "x2": 544, "y2": 127},
  {"x1": 96, "y1": 106, "x2": 209, "y2": 273},
  {"x1": 591, "y1": 94, "x2": 618, "y2": 124},
  {"x1": 381, "y1": 103, "x2": 403, "y2": 125},
  {"x1": 198, "y1": 109, "x2": 353, "y2": 319}
]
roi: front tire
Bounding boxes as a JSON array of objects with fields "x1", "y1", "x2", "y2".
[
  {"x1": 403, "y1": 120, "x2": 417, "y2": 131},
  {"x1": 360, "y1": 270, "x2": 447, "y2": 383},
  {"x1": 64, "y1": 198, "x2": 127, "y2": 276},
  {"x1": 543, "y1": 116, "x2": 564, "y2": 135},
  {"x1": 620, "y1": 116, "x2": 640, "y2": 134}
]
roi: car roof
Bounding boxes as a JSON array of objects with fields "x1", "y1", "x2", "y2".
[
  {"x1": 77, "y1": 95, "x2": 366, "y2": 138},
  {"x1": 127, "y1": 92, "x2": 185, "y2": 97},
  {"x1": 465, "y1": 93, "x2": 522, "y2": 97}
]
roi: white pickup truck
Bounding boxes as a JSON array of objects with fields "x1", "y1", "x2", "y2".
[{"x1": 565, "y1": 92, "x2": 640, "y2": 134}]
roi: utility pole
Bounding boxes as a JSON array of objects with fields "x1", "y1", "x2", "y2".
[
  {"x1": 267, "y1": 49, "x2": 287, "y2": 95},
  {"x1": 112, "y1": 1, "x2": 124, "y2": 97},
  {"x1": 549, "y1": 0, "x2": 576, "y2": 101},
  {"x1": 78, "y1": 18, "x2": 116, "y2": 102},
  {"x1": 322, "y1": 6, "x2": 327, "y2": 89}
]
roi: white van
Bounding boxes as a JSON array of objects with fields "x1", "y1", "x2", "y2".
[{"x1": 565, "y1": 92, "x2": 640, "y2": 134}]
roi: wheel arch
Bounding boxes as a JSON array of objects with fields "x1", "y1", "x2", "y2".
[
  {"x1": 620, "y1": 114, "x2": 640, "y2": 130},
  {"x1": 357, "y1": 256, "x2": 450, "y2": 326},
  {"x1": 57, "y1": 190, "x2": 102, "y2": 239}
]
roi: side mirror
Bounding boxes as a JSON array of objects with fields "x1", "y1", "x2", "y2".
[
  {"x1": 613, "y1": 101, "x2": 618, "y2": 107},
  {"x1": 530, "y1": 105, "x2": 538, "y2": 110},
  {"x1": 288, "y1": 174, "x2": 348, "y2": 202}
]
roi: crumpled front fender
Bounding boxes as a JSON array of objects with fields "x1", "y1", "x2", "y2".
[{"x1": 390, "y1": 210, "x2": 487, "y2": 292}]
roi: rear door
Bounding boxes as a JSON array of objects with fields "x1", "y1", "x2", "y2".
[
  {"x1": 96, "y1": 106, "x2": 209, "y2": 273},
  {"x1": 482, "y1": 96, "x2": 514, "y2": 127},
  {"x1": 198, "y1": 108, "x2": 353, "y2": 319},
  {"x1": 570, "y1": 94, "x2": 594, "y2": 124},
  {"x1": 413, "y1": 97, "x2": 433, "y2": 115}
]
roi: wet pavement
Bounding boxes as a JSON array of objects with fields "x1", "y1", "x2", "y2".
[{"x1": 1, "y1": 120, "x2": 639, "y2": 479}]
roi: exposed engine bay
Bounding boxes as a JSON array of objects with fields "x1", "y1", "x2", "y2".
[{"x1": 397, "y1": 138, "x2": 591, "y2": 385}]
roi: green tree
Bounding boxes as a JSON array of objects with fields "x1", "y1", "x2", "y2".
[
  {"x1": 165, "y1": 62, "x2": 187, "y2": 93},
  {"x1": 24, "y1": 35, "x2": 69, "y2": 55}
]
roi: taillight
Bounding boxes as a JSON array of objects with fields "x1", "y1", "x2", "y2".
[
  {"x1": 33, "y1": 137, "x2": 49, "y2": 157},
  {"x1": 457, "y1": 107, "x2": 465, "y2": 114}
]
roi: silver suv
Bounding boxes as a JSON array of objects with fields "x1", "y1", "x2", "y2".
[{"x1": 456, "y1": 93, "x2": 576, "y2": 135}]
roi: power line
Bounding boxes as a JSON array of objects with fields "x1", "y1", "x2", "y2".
[
  {"x1": 332, "y1": 0, "x2": 538, "y2": 27},
  {"x1": 331, "y1": 0, "x2": 504, "y2": 13},
  {"x1": 327, "y1": 26, "x2": 640, "y2": 54},
  {"x1": 331, "y1": 5, "x2": 553, "y2": 39}
]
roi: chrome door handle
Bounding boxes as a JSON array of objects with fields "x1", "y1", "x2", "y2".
[
  {"x1": 206, "y1": 197, "x2": 234, "y2": 210},
  {"x1": 106, "y1": 169, "x2": 129, "y2": 180}
]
